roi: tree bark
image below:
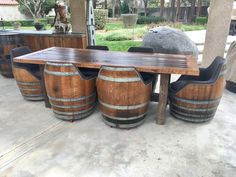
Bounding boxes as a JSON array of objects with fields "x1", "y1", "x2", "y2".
[
  {"x1": 197, "y1": 0, "x2": 202, "y2": 16},
  {"x1": 188, "y1": 0, "x2": 196, "y2": 23},
  {"x1": 175, "y1": 0, "x2": 181, "y2": 22},
  {"x1": 170, "y1": 0, "x2": 176, "y2": 22},
  {"x1": 143, "y1": 0, "x2": 148, "y2": 16},
  {"x1": 104, "y1": 0, "x2": 108, "y2": 9},
  {"x1": 202, "y1": 0, "x2": 234, "y2": 67},
  {"x1": 160, "y1": 0, "x2": 165, "y2": 17}
]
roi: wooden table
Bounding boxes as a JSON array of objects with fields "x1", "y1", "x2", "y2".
[{"x1": 14, "y1": 47, "x2": 199, "y2": 125}]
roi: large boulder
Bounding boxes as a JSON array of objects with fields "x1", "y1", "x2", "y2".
[{"x1": 142, "y1": 26, "x2": 198, "y2": 58}]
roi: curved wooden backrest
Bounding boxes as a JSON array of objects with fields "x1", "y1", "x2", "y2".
[
  {"x1": 86, "y1": 45, "x2": 109, "y2": 51},
  {"x1": 44, "y1": 62, "x2": 96, "y2": 120},
  {"x1": 11, "y1": 46, "x2": 32, "y2": 58},
  {"x1": 96, "y1": 66, "x2": 152, "y2": 128},
  {"x1": 128, "y1": 47, "x2": 154, "y2": 53}
]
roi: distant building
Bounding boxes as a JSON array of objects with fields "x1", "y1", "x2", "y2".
[{"x1": 0, "y1": 0, "x2": 27, "y2": 20}]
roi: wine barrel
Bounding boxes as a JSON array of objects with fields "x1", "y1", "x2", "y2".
[
  {"x1": 13, "y1": 67, "x2": 43, "y2": 101},
  {"x1": 96, "y1": 66, "x2": 152, "y2": 129},
  {"x1": 169, "y1": 64, "x2": 226, "y2": 123},
  {"x1": 0, "y1": 32, "x2": 21, "y2": 78},
  {"x1": 44, "y1": 62, "x2": 96, "y2": 121}
]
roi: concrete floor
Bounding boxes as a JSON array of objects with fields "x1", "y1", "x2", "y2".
[{"x1": 0, "y1": 74, "x2": 236, "y2": 177}]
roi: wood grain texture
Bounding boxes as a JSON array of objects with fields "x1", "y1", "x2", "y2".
[
  {"x1": 157, "y1": 74, "x2": 170, "y2": 125},
  {"x1": 44, "y1": 62, "x2": 96, "y2": 121},
  {"x1": 0, "y1": 33, "x2": 22, "y2": 78},
  {"x1": 14, "y1": 47, "x2": 199, "y2": 75},
  {"x1": 169, "y1": 65, "x2": 226, "y2": 122},
  {"x1": 21, "y1": 35, "x2": 87, "y2": 52},
  {"x1": 97, "y1": 66, "x2": 152, "y2": 128},
  {"x1": 13, "y1": 67, "x2": 43, "y2": 101}
]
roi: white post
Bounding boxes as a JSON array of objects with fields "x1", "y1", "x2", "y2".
[{"x1": 202, "y1": 0, "x2": 234, "y2": 67}]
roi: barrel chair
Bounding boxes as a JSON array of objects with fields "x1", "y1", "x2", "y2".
[
  {"x1": 44, "y1": 62, "x2": 97, "y2": 121},
  {"x1": 97, "y1": 66, "x2": 153, "y2": 128},
  {"x1": 86, "y1": 45, "x2": 109, "y2": 51},
  {"x1": 128, "y1": 47, "x2": 157, "y2": 91},
  {"x1": 11, "y1": 47, "x2": 43, "y2": 101},
  {"x1": 169, "y1": 56, "x2": 226, "y2": 123}
]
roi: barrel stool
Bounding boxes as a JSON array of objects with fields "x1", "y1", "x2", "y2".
[
  {"x1": 96, "y1": 66, "x2": 152, "y2": 128},
  {"x1": 128, "y1": 47, "x2": 157, "y2": 91},
  {"x1": 0, "y1": 33, "x2": 21, "y2": 78},
  {"x1": 11, "y1": 47, "x2": 43, "y2": 101},
  {"x1": 169, "y1": 56, "x2": 226, "y2": 123},
  {"x1": 44, "y1": 62, "x2": 96, "y2": 121}
]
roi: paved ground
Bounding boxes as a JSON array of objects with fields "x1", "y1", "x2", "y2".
[{"x1": 0, "y1": 70, "x2": 236, "y2": 177}]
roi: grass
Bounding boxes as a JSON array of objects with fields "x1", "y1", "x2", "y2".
[{"x1": 96, "y1": 34, "x2": 141, "y2": 51}]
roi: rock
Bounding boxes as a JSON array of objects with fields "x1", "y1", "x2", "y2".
[
  {"x1": 225, "y1": 41, "x2": 236, "y2": 93},
  {"x1": 142, "y1": 26, "x2": 198, "y2": 58}
]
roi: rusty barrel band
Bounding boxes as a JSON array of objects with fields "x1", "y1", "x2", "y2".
[
  {"x1": 17, "y1": 81, "x2": 41, "y2": 86},
  {"x1": 102, "y1": 117, "x2": 145, "y2": 129},
  {"x1": 53, "y1": 105, "x2": 95, "y2": 116},
  {"x1": 54, "y1": 107, "x2": 95, "y2": 121},
  {"x1": 171, "y1": 96, "x2": 221, "y2": 105},
  {"x1": 98, "y1": 74, "x2": 141, "y2": 82},
  {"x1": 99, "y1": 100, "x2": 148, "y2": 110},
  {"x1": 19, "y1": 87, "x2": 42, "y2": 91},
  {"x1": 170, "y1": 111, "x2": 213, "y2": 122},
  {"x1": 170, "y1": 102, "x2": 217, "y2": 112},
  {"x1": 102, "y1": 112, "x2": 147, "y2": 120},
  {"x1": 170, "y1": 108, "x2": 216, "y2": 119},
  {"x1": 48, "y1": 92, "x2": 96, "y2": 102},
  {"x1": 50, "y1": 100, "x2": 95, "y2": 109}
]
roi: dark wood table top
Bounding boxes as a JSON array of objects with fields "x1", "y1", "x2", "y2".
[{"x1": 14, "y1": 47, "x2": 199, "y2": 75}]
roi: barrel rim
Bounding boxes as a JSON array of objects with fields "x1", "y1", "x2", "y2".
[
  {"x1": 45, "y1": 62, "x2": 96, "y2": 81},
  {"x1": 98, "y1": 65, "x2": 152, "y2": 86}
]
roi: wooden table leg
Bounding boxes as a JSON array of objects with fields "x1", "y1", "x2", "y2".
[
  {"x1": 40, "y1": 65, "x2": 51, "y2": 108},
  {"x1": 156, "y1": 74, "x2": 170, "y2": 125}
]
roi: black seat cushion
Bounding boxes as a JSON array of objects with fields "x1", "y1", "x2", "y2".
[
  {"x1": 128, "y1": 47, "x2": 154, "y2": 53},
  {"x1": 87, "y1": 45, "x2": 109, "y2": 51}
]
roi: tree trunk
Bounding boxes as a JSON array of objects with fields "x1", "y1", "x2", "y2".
[
  {"x1": 105, "y1": 0, "x2": 108, "y2": 9},
  {"x1": 188, "y1": 0, "x2": 196, "y2": 23},
  {"x1": 143, "y1": 0, "x2": 148, "y2": 16},
  {"x1": 197, "y1": 0, "x2": 202, "y2": 16},
  {"x1": 171, "y1": 0, "x2": 176, "y2": 22},
  {"x1": 202, "y1": 0, "x2": 234, "y2": 67},
  {"x1": 175, "y1": 0, "x2": 181, "y2": 22},
  {"x1": 93, "y1": 0, "x2": 96, "y2": 9},
  {"x1": 160, "y1": 0, "x2": 165, "y2": 17}
]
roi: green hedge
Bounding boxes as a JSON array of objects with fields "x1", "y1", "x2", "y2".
[
  {"x1": 195, "y1": 17, "x2": 208, "y2": 24},
  {"x1": 3, "y1": 19, "x2": 48, "y2": 26},
  {"x1": 137, "y1": 16, "x2": 166, "y2": 24},
  {"x1": 94, "y1": 9, "x2": 108, "y2": 30}
]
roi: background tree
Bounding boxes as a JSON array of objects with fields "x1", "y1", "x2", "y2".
[
  {"x1": 170, "y1": 0, "x2": 176, "y2": 22},
  {"x1": 160, "y1": 0, "x2": 165, "y2": 17},
  {"x1": 175, "y1": 0, "x2": 181, "y2": 21},
  {"x1": 197, "y1": 0, "x2": 202, "y2": 16},
  {"x1": 16, "y1": 0, "x2": 47, "y2": 18},
  {"x1": 142, "y1": 0, "x2": 149, "y2": 16},
  {"x1": 188, "y1": 0, "x2": 196, "y2": 22}
]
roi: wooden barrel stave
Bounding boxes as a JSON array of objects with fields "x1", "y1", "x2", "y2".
[
  {"x1": 169, "y1": 66, "x2": 226, "y2": 123},
  {"x1": 0, "y1": 33, "x2": 22, "y2": 78},
  {"x1": 13, "y1": 67, "x2": 43, "y2": 101},
  {"x1": 44, "y1": 62, "x2": 96, "y2": 121},
  {"x1": 97, "y1": 66, "x2": 152, "y2": 128}
]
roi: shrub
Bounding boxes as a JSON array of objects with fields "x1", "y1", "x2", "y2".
[
  {"x1": 3, "y1": 19, "x2": 49, "y2": 27},
  {"x1": 104, "y1": 32, "x2": 132, "y2": 41},
  {"x1": 94, "y1": 9, "x2": 108, "y2": 30},
  {"x1": 121, "y1": 1, "x2": 129, "y2": 14},
  {"x1": 137, "y1": 16, "x2": 166, "y2": 24},
  {"x1": 121, "y1": 14, "x2": 138, "y2": 28},
  {"x1": 195, "y1": 17, "x2": 208, "y2": 24}
]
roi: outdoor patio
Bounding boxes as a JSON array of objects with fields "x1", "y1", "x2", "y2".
[{"x1": 0, "y1": 72, "x2": 236, "y2": 177}]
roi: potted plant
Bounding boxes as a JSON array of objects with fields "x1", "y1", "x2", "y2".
[
  {"x1": 34, "y1": 19, "x2": 44, "y2": 31},
  {"x1": 12, "y1": 21, "x2": 21, "y2": 30}
]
